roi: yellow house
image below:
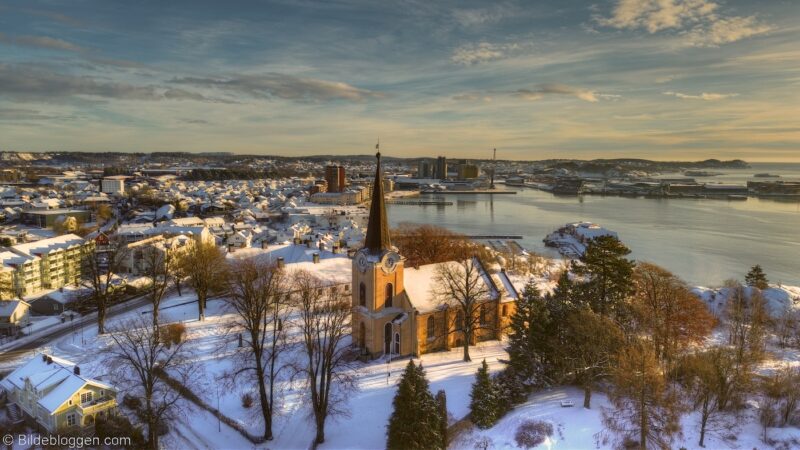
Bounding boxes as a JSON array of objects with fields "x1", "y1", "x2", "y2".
[{"x1": 0, "y1": 354, "x2": 117, "y2": 432}]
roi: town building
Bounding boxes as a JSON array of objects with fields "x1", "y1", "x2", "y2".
[
  {"x1": 0, "y1": 299, "x2": 31, "y2": 336},
  {"x1": 417, "y1": 159, "x2": 433, "y2": 178},
  {"x1": 435, "y1": 156, "x2": 448, "y2": 180},
  {"x1": 100, "y1": 176, "x2": 126, "y2": 195},
  {"x1": 21, "y1": 209, "x2": 91, "y2": 229},
  {"x1": 0, "y1": 234, "x2": 93, "y2": 297},
  {"x1": 351, "y1": 153, "x2": 518, "y2": 359},
  {"x1": 457, "y1": 163, "x2": 480, "y2": 180},
  {"x1": 0, "y1": 354, "x2": 118, "y2": 432},
  {"x1": 324, "y1": 165, "x2": 346, "y2": 193}
]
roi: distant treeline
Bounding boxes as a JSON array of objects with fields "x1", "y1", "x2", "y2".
[{"x1": 183, "y1": 168, "x2": 275, "y2": 181}]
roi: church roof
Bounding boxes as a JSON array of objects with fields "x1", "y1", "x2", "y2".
[{"x1": 363, "y1": 152, "x2": 391, "y2": 253}]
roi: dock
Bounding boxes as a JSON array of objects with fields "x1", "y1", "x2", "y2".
[
  {"x1": 420, "y1": 190, "x2": 517, "y2": 195},
  {"x1": 386, "y1": 200, "x2": 453, "y2": 205}
]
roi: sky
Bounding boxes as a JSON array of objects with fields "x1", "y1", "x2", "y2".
[{"x1": 0, "y1": 0, "x2": 799, "y2": 161}]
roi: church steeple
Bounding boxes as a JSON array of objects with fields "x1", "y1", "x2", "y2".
[{"x1": 364, "y1": 151, "x2": 391, "y2": 253}]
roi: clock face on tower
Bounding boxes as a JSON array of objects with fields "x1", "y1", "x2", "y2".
[
  {"x1": 356, "y1": 251, "x2": 369, "y2": 273},
  {"x1": 381, "y1": 251, "x2": 400, "y2": 274}
]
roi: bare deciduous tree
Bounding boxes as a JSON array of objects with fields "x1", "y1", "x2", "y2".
[
  {"x1": 293, "y1": 270, "x2": 356, "y2": 446},
  {"x1": 141, "y1": 244, "x2": 175, "y2": 329},
  {"x1": 226, "y1": 257, "x2": 290, "y2": 441},
  {"x1": 633, "y1": 263, "x2": 716, "y2": 368},
  {"x1": 178, "y1": 239, "x2": 226, "y2": 321},
  {"x1": 675, "y1": 346, "x2": 738, "y2": 447},
  {"x1": 392, "y1": 224, "x2": 473, "y2": 268},
  {"x1": 433, "y1": 257, "x2": 492, "y2": 362},
  {"x1": 104, "y1": 316, "x2": 197, "y2": 450},
  {"x1": 82, "y1": 237, "x2": 129, "y2": 334}
]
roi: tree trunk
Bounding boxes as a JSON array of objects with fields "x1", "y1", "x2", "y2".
[
  {"x1": 256, "y1": 363, "x2": 273, "y2": 440},
  {"x1": 197, "y1": 293, "x2": 205, "y2": 321},
  {"x1": 97, "y1": 300, "x2": 106, "y2": 334},
  {"x1": 314, "y1": 414, "x2": 325, "y2": 445},
  {"x1": 699, "y1": 396, "x2": 710, "y2": 447},
  {"x1": 462, "y1": 329, "x2": 471, "y2": 362},
  {"x1": 583, "y1": 385, "x2": 592, "y2": 409},
  {"x1": 176, "y1": 279, "x2": 182, "y2": 297}
]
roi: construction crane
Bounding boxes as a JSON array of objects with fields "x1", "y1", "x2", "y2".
[{"x1": 489, "y1": 148, "x2": 496, "y2": 189}]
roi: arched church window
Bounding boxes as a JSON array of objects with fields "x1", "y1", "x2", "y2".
[
  {"x1": 385, "y1": 283, "x2": 393, "y2": 307},
  {"x1": 456, "y1": 310, "x2": 464, "y2": 330},
  {"x1": 480, "y1": 304, "x2": 488, "y2": 326},
  {"x1": 359, "y1": 282, "x2": 366, "y2": 307},
  {"x1": 427, "y1": 316, "x2": 435, "y2": 339},
  {"x1": 384, "y1": 322, "x2": 392, "y2": 354}
]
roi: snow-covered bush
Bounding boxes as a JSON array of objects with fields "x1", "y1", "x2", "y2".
[{"x1": 514, "y1": 420, "x2": 553, "y2": 449}]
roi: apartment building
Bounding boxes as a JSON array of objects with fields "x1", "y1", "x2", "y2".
[{"x1": 0, "y1": 234, "x2": 93, "y2": 297}]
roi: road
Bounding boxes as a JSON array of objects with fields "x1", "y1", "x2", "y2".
[{"x1": 0, "y1": 293, "x2": 152, "y2": 364}]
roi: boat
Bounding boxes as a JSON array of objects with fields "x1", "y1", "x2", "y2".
[
  {"x1": 754, "y1": 173, "x2": 780, "y2": 178},
  {"x1": 543, "y1": 222, "x2": 619, "y2": 259},
  {"x1": 727, "y1": 195, "x2": 748, "y2": 201}
]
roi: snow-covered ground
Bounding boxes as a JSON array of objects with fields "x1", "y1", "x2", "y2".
[
  {"x1": 454, "y1": 385, "x2": 800, "y2": 450},
  {"x1": 2, "y1": 264, "x2": 799, "y2": 450}
]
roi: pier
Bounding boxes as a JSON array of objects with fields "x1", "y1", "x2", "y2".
[
  {"x1": 420, "y1": 190, "x2": 517, "y2": 195},
  {"x1": 386, "y1": 200, "x2": 453, "y2": 205}
]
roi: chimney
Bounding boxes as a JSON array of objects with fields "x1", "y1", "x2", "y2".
[
  {"x1": 42, "y1": 354, "x2": 48, "y2": 362},
  {"x1": 312, "y1": 253, "x2": 320, "y2": 264},
  {"x1": 73, "y1": 366, "x2": 80, "y2": 376},
  {"x1": 46, "y1": 356, "x2": 52, "y2": 365},
  {"x1": 276, "y1": 257, "x2": 285, "y2": 269},
  {"x1": 261, "y1": 240, "x2": 268, "y2": 250}
]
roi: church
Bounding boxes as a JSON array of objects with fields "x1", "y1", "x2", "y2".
[{"x1": 351, "y1": 153, "x2": 520, "y2": 359}]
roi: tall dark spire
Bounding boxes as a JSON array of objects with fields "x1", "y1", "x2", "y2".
[{"x1": 364, "y1": 151, "x2": 391, "y2": 253}]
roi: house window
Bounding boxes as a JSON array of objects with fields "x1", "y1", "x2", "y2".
[
  {"x1": 359, "y1": 282, "x2": 366, "y2": 307},
  {"x1": 479, "y1": 304, "x2": 487, "y2": 326},
  {"x1": 426, "y1": 316, "x2": 435, "y2": 339},
  {"x1": 502, "y1": 304, "x2": 508, "y2": 317},
  {"x1": 67, "y1": 413, "x2": 76, "y2": 427},
  {"x1": 81, "y1": 392, "x2": 93, "y2": 404},
  {"x1": 385, "y1": 283, "x2": 393, "y2": 308},
  {"x1": 456, "y1": 310, "x2": 464, "y2": 330}
]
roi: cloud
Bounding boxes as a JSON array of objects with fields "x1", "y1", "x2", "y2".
[
  {"x1": 512, "y1": 84, "x2": 601, "y2": 102},
  {"x1": 453, "y1": 5, "x2": 517, "y2": 27},
  {"x1": 595, "y1": 0, "x2": 771, "y2": 46},
  {"x1": 683, "y1": 15, "x2": 773, "y2": 47},
  {"x1": 0, "y1": 32, "x2": 87, "y2": 52},
  {"x1": 452, "y1": 93, "x2": 493, "y2": 102},
  {"x1": 0, "y1": 64, "x2": 225, "y2": 103},
  {"x1": 451, "y1": 42, "x2": 522, "y2": 65},
  {"x1": 0, "y1": 107, "x2": 63, "y2": 121},
  {"x1": 171, "y1": 73, "x2": 384, "y2": 103},
  {"x1": 663, "y1": 91, "x2": 738, "y2": 100}
]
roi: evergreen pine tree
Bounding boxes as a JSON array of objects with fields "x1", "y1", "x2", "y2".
[
  {"x1": 573, "y1": 235, "x2": 635, "y2": 321},
  {"x1": 507, "y1": 281, "x2": 548, "y2": 384},
  {"x1": 470, "y1": 359, "x2": 499, "y2": 429},
  {"x1": 387, "y1": 361, "x2": 444, "y2": 450},
  {"x1": 745, "y1": 264, "x2": 769, "y2": 290}
]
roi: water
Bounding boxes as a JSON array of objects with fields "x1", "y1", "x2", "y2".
[{"x1": 388, "y1": 163, "x2": 800, "y2": 287}]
